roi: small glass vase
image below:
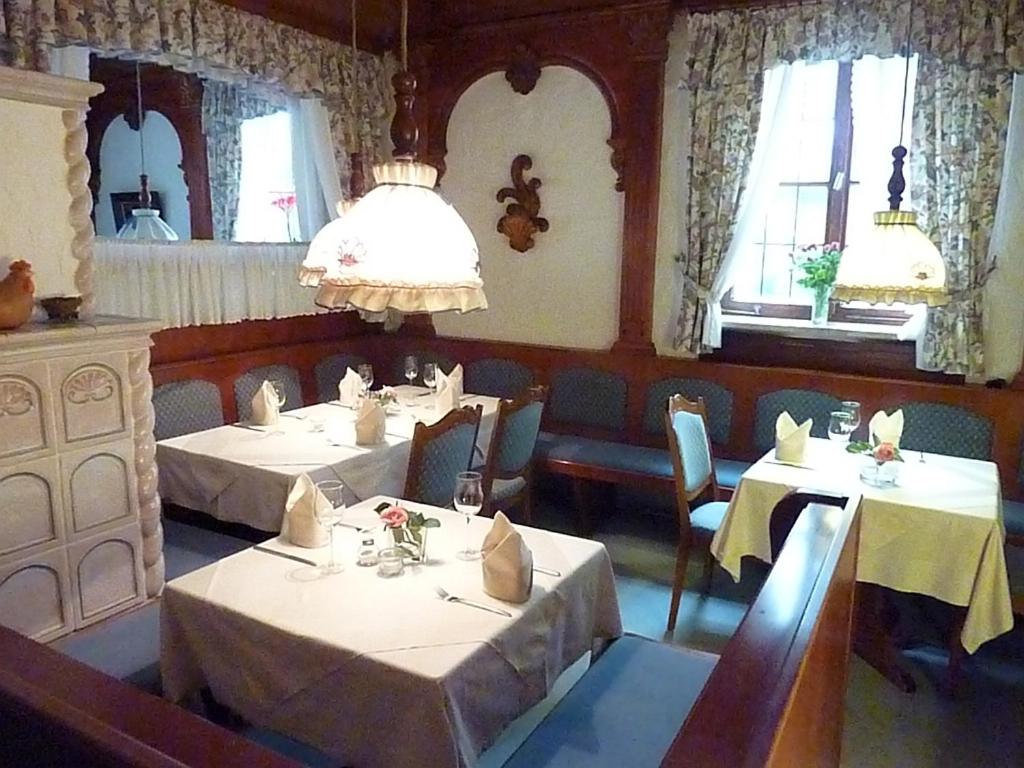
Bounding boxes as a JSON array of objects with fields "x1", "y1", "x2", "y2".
[
  {"x1": 392, "y1": 526, "x2": 428, "y2": 564},
  {"x1": 811, "y1": 285, "x2": 831, "y2": 326},
  {"x1": 859, "y1": 459, "x2": 899, "y2": 488}
]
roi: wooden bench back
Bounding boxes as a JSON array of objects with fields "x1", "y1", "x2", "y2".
[{"x1": 661, "y1": 494, "x2": 861, "y2": 768}]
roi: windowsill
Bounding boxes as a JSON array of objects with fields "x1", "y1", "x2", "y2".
[{"x1": 722, "y1": 314, "x2": 904, "y2": 342}]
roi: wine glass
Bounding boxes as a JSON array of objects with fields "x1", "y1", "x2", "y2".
[
  {"x1": 357, "y1": 364, "x2": 374, "y2": 397},
  {"x1": 404, "y1": 355, "x2": 419, "y2": 387},
  {"x1": 314, "y1": 480, "x2": 346, "y2": 575},
  {"x1": 827, "y1": 411, "x2": 852, "y2": 444},
  {"x1": 422, "y1": 363, "x2": 437, "y2": 409},
  {"x1": 454, "y1": 471, "x2": 484, "y2": 561},
  {"x1": 269, "y1": 380, "x2": 287, "y2": 410},
  {"x1": 840, "y1": 400, "x2": 861, "y2": 438}
]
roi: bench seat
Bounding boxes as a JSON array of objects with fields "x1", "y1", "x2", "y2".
[
  {"x1": 505, "y1": 635, "x2": 718, "y2": 768},
  {"x1": 535, "y1": 432, "x2": 749, "y2": 490},
  {"x1": 1003, "y1": 499, "x2": 1024, "y2": 540}
]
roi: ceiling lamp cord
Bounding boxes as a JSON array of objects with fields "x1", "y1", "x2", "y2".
[
  {"x1": 134, "y1": 61, "x2": 152, "y2": 209},
  {"x1": 347, "y1": 0, "x2": 366, "y2": 200},
  {"x1": 390, "y1": 0, "x2": 419, "y2": 160},
  {"x1": 887, "y1": 0, "x2": 915, "y2": 211}
]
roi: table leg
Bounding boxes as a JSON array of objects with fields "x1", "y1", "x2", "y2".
[
  {"x1": 853, "y1": 583, "x2": 917, "y2": 693},
  {"x1": 945, "y1": 607, "x2": 968, "y2": 698}
]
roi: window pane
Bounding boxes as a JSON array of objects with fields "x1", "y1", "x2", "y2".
[
  {"x1": 234, "y1": 111, "x2": 297, "y2": 242},
  {"x1": 779, "y1": 60, "x2": 838, "y2": 183},
  {"x1": 849, "y1": 56, "x2": 917, "y2": 190},
  {"x1": 763, "y1": 185, "x2": 798, "y2": 245},
  {"x1": 794, "y1": 185, "x2": 829, "y2": 247}
]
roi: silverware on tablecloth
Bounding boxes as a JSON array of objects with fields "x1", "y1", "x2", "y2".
[
  {"x1": 533, "y1": 565, "x2": 562, "y2": 577},
  {"x1": 434, "y1": 585, "x2": 512, "y2": 617},
  {"x1": 252, "y1": 545, "x2": 317, "y2": 567},
  {"x1": 230, "y1": 423, "x2": 266, "y2": 433},
  {"x1": 334, "y1": 521, "x2": 370, "y2": 532},
  {"x1": 763, "y1": 459, "x2": 814, "y2": 470},
  {"x1": 416, "y1": 391, "x2": 433, "y2": 398},
  {"x1": 281, "y1": 412, "x2": 307, "y2": 420}
]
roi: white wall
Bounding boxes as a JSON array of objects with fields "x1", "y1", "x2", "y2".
[
  {"x1": 95, "y1": 111, "x2": 191, "y2": 239},
  {"x1": 0, "y1": 98, "x2": 77, "y2": 297},
  {"x1": 433, "y1": 66, "x2": 624, "y2": 350}
]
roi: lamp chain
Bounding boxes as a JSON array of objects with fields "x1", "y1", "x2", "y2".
[{"x1": 134, "y1": 61, "x2": 151, "y2": 209}]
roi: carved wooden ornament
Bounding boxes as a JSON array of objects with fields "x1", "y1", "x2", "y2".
[
  {"x1": 505, "y1": 43, "x2": 541, "y2": 95},
  {"x1": 497, "y1": 155, "x2": 549, "y2": 253}
]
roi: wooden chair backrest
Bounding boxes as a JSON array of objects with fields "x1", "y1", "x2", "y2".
[
  {"x1": 664, "y1": 394, "x2": 719, "y2": 509},
  {"x1": 481, "y1": 385, "x2": 548, "y2": 494},
  {"x1": 403, "y1": 404, "x2": 484, "y2": 502},
  {"x1": 662, "y1": 493, "x2": 861, "y2": 768}
]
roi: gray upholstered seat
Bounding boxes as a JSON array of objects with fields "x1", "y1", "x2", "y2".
[
  {"x1": 644, "y1": 377, "x2": 733, "y2": 445},
  {"x1": 314, "y1": 352, "x2": 367, "y2": 403},
  {"x1": 549, "y1": 368, "x2": 627, "y2": 431},
  {"x1": 233, "y1": 364, "x2": 303, "y2": 421},
  {"x1": 753, "y1": 388, "x2": 844, "y2": 452},
  {"x1": 504, "y1": 635, "x2": 718, "y2": 768},
  {"x1": 898, "y1": 401, "x2": 993, "y2": 460},
  {"x1": 152, "y1": 379, "x2": 224, "y2": 440},
  {"x1": 491, "y1": 476, "x2": 528, "y2": 502},
  {"x1": 465, "y1": 358, "x2": 533, "y2": 399}
]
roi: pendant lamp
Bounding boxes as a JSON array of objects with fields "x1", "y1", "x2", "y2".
[
  {"x1": 300, "y1": 0, "x2": 486, "y2": 314},
  {"x1": 832, "y1": 0, "x2": 946, "y2": 307},
  {"x1": 117, "y1": 62, "x2": 179, "y2": 241}
]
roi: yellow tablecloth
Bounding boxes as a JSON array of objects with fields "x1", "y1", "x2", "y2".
[{"x1": 711, "y1": 438, "x2": 1013, "y2": 653}]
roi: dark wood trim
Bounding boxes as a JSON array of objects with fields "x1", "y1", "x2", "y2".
[
  {"x1": 663, "y1": 496, "x2": 859, "y2": 767},
  {"x1": 87, "y1": 57, "x2": 214, "y2": 240}
]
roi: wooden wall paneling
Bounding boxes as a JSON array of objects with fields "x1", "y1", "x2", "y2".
[
  {"x1": 86, "y1": 58, "x2": 214, "y2": 240},
  {"x1": 419, "y1": 1, "x2": 673, "y2": 356}
]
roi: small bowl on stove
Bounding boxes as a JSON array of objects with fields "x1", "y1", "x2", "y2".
[{"x1": 39, "y1": 296, "x2": 83, "y2": 323}]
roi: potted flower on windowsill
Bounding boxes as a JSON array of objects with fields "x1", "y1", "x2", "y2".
[
  {"x1": 375, "y1": 502, "x2": 441, "y2": 563},
  {"x1": 792, "y1": 242, "x2": 842, "y2": 325}
]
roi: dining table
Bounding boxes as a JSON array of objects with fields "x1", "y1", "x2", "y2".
[
  {"x1": 711, "y1": 437, "x2": 1014, "y2": 689},
  {"x1": 156, "y1": 385, "x2": 501, "y2": 532},
  {"x1": 160, "y1": 496, "x2": 623, "y2": 768}
]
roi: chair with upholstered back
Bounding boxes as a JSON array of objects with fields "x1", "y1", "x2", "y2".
[
  {"x1": 481, "y1": 386, "x2": 548, "y2": 523},
  {"x1": 753, "y1": 388, "x2": 844, "y2": 452},
  {"x1": 233, "y1": 364, "x2": 303, "y2": 421},
  {"x1": 314, "y1": 352, "x2": 368, "y2": 402},
  {"x1": 404, "y1": 405, "x2": 483, "y2": 508},
  {"x1": 466, "y1": 358, "x2": 534, "y2": 400},
  {"x1": 664, "y1": 394, "x2": 728, "y2": 633},
  {"x1": 153, "y1": 379, "x2": 224, "y2": 440}
]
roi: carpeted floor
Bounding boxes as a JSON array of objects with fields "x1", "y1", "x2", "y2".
[{"x1": 49, "y1": 488, "x2": 1024, "y2": 767}]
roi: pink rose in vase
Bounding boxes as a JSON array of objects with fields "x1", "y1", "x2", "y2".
[
  {"x1": 380, "y1": 505, "x2": 409, "y2": 528},
  {"x1": 872, "y1": 442, "x2": 897, "y2": 464}
]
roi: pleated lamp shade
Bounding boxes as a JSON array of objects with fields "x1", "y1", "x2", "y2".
[
  {"x1": 116, "y1": 207, "x2": 179, "y2": 241},
  {"x1": 301, "y1": 161, "x2": 487, "y2": 314},
  {"x1": 832, "y1": 210, "x2": 947, "y2": 306}
]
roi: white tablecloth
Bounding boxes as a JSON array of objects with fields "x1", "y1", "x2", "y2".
[
  {"x1": 157, "y1": 387, "x2": 500, "y2": 531},
  {"x1": 161, "y1": 497, "x2": 623, "y2": 768},
  {"x1": 711, "y1": 438, "x2": 1013, "y2": 653}
]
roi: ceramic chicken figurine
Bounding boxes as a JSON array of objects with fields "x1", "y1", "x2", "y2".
[{"x1": 0, "y1": 260, "x2": 36, "y2": 330}]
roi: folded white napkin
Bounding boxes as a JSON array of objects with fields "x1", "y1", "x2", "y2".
[
  {"x1": 251, "y1": 380, "x2": 280, "y2": 426},
  {"x1": 355, "y1": 399, "x2": 386, "y2": 445},
  {"x1": 775, "y1": 411, "x2": 812, "y2": 464},
  {"x1": 869, "y1": 409, "x2": 904, "y2": 448},
  {"x1": 481, "y1": 511, "x2": 533, "y2": 603},
  {"x1": 449, "y1": 364, "x2": 464, "y2": 401},
  {"x1": 281, "y1": 474, "x2": 329, "y2": 548},
  {"x1": 338, "y1": 367, "x2": 362, "y2": 407},
  {"x1": 435, "y1": 370, "x2": 459, "y2": 413}
]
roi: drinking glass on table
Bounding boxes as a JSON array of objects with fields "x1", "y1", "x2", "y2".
[
  {"x1": 454, "y1": 471, "x2": 484, "y2": 561},
  {"x1": 827, "y1": 411, "x2": 853, "y2": 444},
  {"x1": 422, "y1": 363, "x2": 437, "y2": 408},
  {"x1": 314, "y1": 481, "x2": 346, "y2": 575},
  {"x1": 404, "y1": 355, "x2": 419, "y2": 387},
  {"x1": 840, "y1": 400, "x2": 861, "y2": 438},
  {"x1": 357, "y1": 364, "x2": 374, "y2": 397}
]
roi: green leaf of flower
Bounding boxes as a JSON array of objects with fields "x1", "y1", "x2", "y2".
[{"x1": 422, "y1": 518, "x2": 441, "y2": 528}]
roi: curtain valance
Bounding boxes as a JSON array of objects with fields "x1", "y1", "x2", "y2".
[{"x1": 687, "y1": 0, "x2": 1024, "y2": 77}]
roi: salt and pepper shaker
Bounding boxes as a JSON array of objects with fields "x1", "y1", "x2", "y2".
[{"x1": 357, "y1": 536, "x2": 379, "y2": 567}]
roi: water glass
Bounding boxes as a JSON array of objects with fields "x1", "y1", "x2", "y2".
[
  {"x1": 454, "y1": 471, "x2": 484, "y2": 561},
  {"x1": 314, "y1": 480, "x2": 346, "y2": 574},
  {"x1": 357, "y1": 364, "x2": 374, "y2": 397},
  {"x1": 422, "y1": 362, "x2": 437, "y2": 392},
  {"x1": 404, "y1": 355, "x2": 419, "y2": 386},
  {"x1": 378, "y1": 547, "x2": 405, "y2": 577},
  {"x1": 841, "y1": 400, "x2": 862, "y2": 437},
  {"x1": 827, "y1": 411, "x2": 853, "y2": 444}
]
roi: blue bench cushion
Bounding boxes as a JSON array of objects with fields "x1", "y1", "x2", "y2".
[
  {"x1": 549, "y1": 368, "x2": 627, "y2": 431},
  {"x1": 234, "y1": 364, "x2": 303, "y2": 420},
  {"x1": 314, "y1": 352, "x2": 367, "y2": 403},
  {"x1": 152, "y1": 379, "x2": 224, "y2": 440},
  {"x1": 754, "y1": 388, "x2": 844, "y2": 452},
  {"x1": 643, "y1": 377, "x2": 733, "y2": 446},
  {"x1": 899, "y1": 402, "x2": 992, "y2": 460},
  {"x1": 1003, "y1": 499, "x2": 1024, "y2": 539},
  {"x1": 535, "y1": 433, "x2": 749, "y2": 489},
  {"x1": 505, "y1": 635, "x2": 718, "y2": 768},
  {"x1": 465, "y1": 358, "x2": 534, "y2": 399},
  {"x1": 242, "y1": 727, "x2": 339, "y2": 767}
]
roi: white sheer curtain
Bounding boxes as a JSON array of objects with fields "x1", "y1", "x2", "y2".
[
  {"x1": 701, "y1": 63, "x2": 804, "y2": 348},
  {"x1": 290, "y1": 97, "x2": 344, "y2": 241}
]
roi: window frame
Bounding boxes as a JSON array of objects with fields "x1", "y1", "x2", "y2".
[{"x1": 721, "y1": 61, "x2": 909, "y2": 326}]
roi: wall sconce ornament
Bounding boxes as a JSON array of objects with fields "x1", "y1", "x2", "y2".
[
  {"x1": 497, "y1": 155, "x2": 549, "y2": 253},
  {"x1": 505, "y1": 43, "x2": 541, "y2": 95}
]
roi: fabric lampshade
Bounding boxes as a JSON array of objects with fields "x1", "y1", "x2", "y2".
[
  {"x1": 301, "y1": 160, "x2": 486, "y2": 313},
  {"x1": 832, "y1": 210, "x2": 947, "y2": 306},
  {"x1": 117, "y1": 207, "x2": 179, "y2": 241}
]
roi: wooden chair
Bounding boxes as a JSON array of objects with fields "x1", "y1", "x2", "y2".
[
  {"x1": 664, "y1": 394, "x2": 728, "y2": 633},
  {"x1": 481, "y1": 386, "x2": 548, "y2": 523},
  {"x1": 403, "y1": 405, "x2": 483, "y2": 508}
]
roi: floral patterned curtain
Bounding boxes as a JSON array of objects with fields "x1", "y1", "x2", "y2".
[
  {"x1": 673, "y1": 11, "x2": 770, "y2": 352},
  {"x1": 0, "y1": 0, "x2": 394, "y2": 164},
  {"x1": 911, "y1": 58, "x2": 1014, "y2": 376},
  {"x1": 201, "y1": 81, "x2": 282, "y2": 241}
]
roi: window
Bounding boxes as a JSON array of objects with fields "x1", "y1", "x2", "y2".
[
  {"x1": 724, "y1": 56, "x2": 917, "y2": 325},
  {"x1": 234, "y1": 111, "x2": 298, "y2": 242}
]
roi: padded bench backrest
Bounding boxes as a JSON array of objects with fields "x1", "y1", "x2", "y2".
[
  {"x1": 754, "y1": 388, "x2": 844, "y2": 452},
  {"x1": 644, "y1": 377, "x2": 733, "y2": 445},
  {"x1": 153, "y1": 379, "x2": 224, "y2": 440},
  {"x1": 465, "y1": 358, "x2": 534, "y2": 400},
  {"x1": 234, "y1": 364, "x2": 303, "y2": 420},
  {"x1": 898, "y1": 401, "x2": 992, "y2": 460},
  {"x1": 549, "y1": 367, "x2": 627, "y2": 431},
  {"x1": 314, "y1": 352, "x2": 367, "y2": 402}
]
